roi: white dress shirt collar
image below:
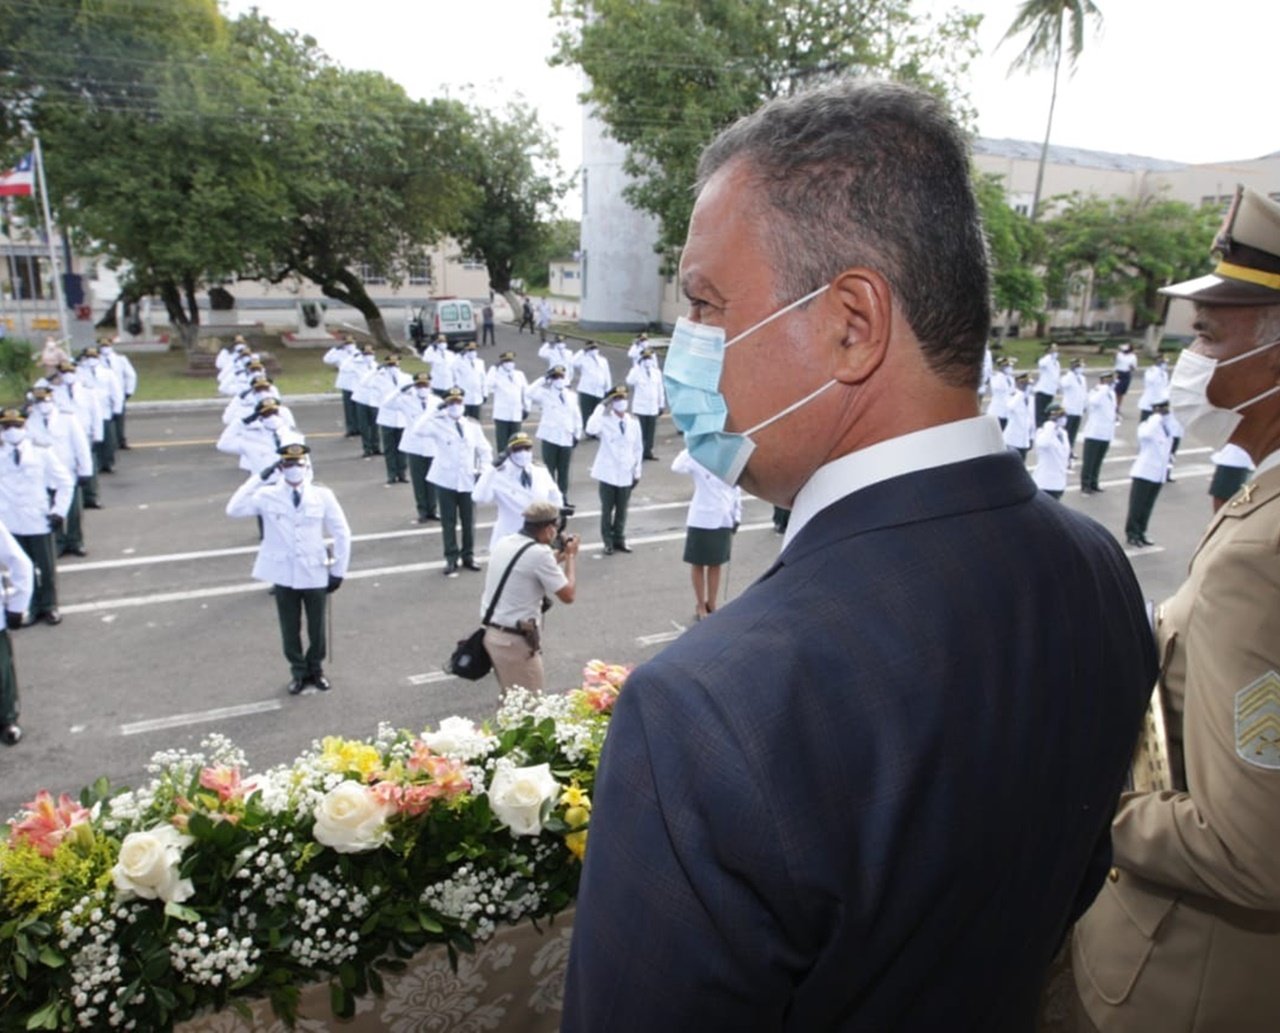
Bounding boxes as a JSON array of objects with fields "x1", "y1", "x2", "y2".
[{"x1": 783, "y1": 415, "x2": 1007, "y2": 548}]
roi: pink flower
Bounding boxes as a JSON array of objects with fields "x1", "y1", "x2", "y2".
[
  {"x1": 583, "y1": 683, "x2": 620, "y2": 714},
  {"x1": 398, "y1": 785, "x2": 437, "y2": 817},
  {"x1": 582, "y1": 660, "x2": 630, "y2": 692},
  {"x1": 199, "y1": 766, "x2": 245, "y2": 803},
  {"x1": 420, "y1": 755, "x2": 472, "y2": 799},
  {"x1": 7, "y1": 790, "x2": 90, "y2": 858},
  {"x1": 369, "y1": 781, "x2": 404, "y2": 808}
]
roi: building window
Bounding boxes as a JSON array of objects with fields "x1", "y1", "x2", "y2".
[
  {"x1": 461, "y1": 256, "x2": 485, "y2": 271},
  {"x1": 407, "y1": 256, "x2": 432, "y2": 285},
  {"x1": 358, "y1": 262, "x2": 387, "y2": 286}
]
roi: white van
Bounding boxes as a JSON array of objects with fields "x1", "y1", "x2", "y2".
[{"x1": 412, "y1": 297, "x2": 476, "y2": 346}]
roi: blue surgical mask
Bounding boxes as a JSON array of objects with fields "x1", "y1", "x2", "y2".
[{"x1": 663, "y1": 284, "x2": 831, "y2": 484}]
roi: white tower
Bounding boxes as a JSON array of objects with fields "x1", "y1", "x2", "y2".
[{"x1": 578, "y1": 102, "x2": 663, "y2": 332}]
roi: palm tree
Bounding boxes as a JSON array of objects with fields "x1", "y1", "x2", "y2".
[{"x1": 1002, "y1": 0, "x2": 1102, "y2": 222}]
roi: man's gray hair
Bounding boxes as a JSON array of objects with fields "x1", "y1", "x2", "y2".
[
  {"x1": 696, "y1": 79, "x2": 991, "y2": 389},
  {"x1": 1255, "y1": 304, "x2": 1280, "y2": 348}
]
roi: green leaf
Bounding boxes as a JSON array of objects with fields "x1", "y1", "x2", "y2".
[
  {"x1": 24, "y1": 1000, "x2": 59, "y2": 1030},
  {"x1": 14, "y1": 951, "x2": 28, "y2": 979},
  {"x1": 417, "y1": 913, "x2": 444, "y2": 934},
  {"x1": 36, "y1": 946, "x2": 65, "y2": 968},
  {"x1": 338, "y1": 961, "x2": 357, "y2": 990},
  {"x1": 164, "y1": 901, "x2": 201, "y2": 924}
]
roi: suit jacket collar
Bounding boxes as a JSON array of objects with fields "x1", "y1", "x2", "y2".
[{"x1": 768, "y1": 451, "x2": 1037, "y2": 576}]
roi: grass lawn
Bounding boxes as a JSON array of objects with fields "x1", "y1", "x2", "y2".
[{"x1": 128, "y1": 346, "x2": 338, "y2": 402}]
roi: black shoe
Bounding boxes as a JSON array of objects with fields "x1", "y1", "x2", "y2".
[
  {"x1": 1080, "y1": 488, "x2": 1094, "y2": 496},
  {"x1": 396, "y1": 474, "x2": 408, "y2": 483},
  {"x1": 461, "y1": 559, "x2": 482, "y2": 572},
  {"x1": 1141, "y1": 536, "x2": 1156, "y2": 547},
  {"x1": 40, "y1": 610, "x2": 61, "y2": 626},
  {"x1": 1093, "y1": 486, "x2": 1106, "y2": 493},
  {"x1": 60, "y1": 546, "x2": 87, "y2": 557},
  {"x1": 0, "y1": 722, "x2": 20, "y2": 745},
  {"x1": 311, "y1": 674, "x2": 331, "y2": 692},
  {"x1": 84, "y1": 501, "x2": 103, "y2": 510},
  {"x1": 643, "y1": 454, "x2": 658, "y2": 461},
  {"x1": 603, "y1": 543, "x2": 614, "y2": 556},
  {"x1": 1126, "y1": 536, "x2": 1145, "y2": 548},
  {"x1": 287, "y1": 677, "x2": 307, "y2": 695},
  {"x1": 386, "y1": 478, "x2": 397, "y2": 485},
  {"x1": 444, "y1": 561, "x2": 459, "y2": 578},
  {"x1": 118, "y1": 442, "x2": 131, "y2": 450},
  {"x1": 615, "y1": 543, "x2": 633, "y2": 554}
]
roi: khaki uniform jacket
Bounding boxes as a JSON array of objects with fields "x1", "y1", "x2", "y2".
[{"x1": 1073, "y1": 463, "x2": 1280, "y2": 1032}]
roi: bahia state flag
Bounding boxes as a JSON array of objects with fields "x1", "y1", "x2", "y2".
[{"x1": 0, "y1": 153, "x2": 34, "y2": 197}]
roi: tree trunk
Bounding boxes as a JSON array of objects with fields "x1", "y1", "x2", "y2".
[
  {"x1": 158, "y1": 280, "x2": 200, "y2": 351},
  {"x1": 305, "y1": 263, "x2": 398, "y2": 351},
  {"x1": 1030, "y1": 47, "x2": 1061, "y2": 223}
]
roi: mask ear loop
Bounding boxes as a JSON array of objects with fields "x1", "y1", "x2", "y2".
[
  {"x1": 725, "y1": 284, "x2": 829, "y2": 349},
  {"x1": 741, "y1": 379, "x2": 839, "y2": 437}
]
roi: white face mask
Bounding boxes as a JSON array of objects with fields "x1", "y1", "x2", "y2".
[
  {"x1": 415, "y1": 387, "x2": 431, "y2": 399},
  {"x1": 2, "y1": 428, "x2": 24, "y2": 445},
  {"x1": 282, "y1": 465, "x2": 306, "y2": 485},
  {"x1": 501, "y1": 361, "x2": 515, "y2": 372},
  {"x1": 261, "y1": 415, "x2": 281, "y2": 430},
  {"x1": 61, "y1": 373, "x2": 76, "y2": 385},
  {"x1": 36, "y1": 401, "x2": 53, "y2": 415},
  {"x1": 447, "y1": 403, "x2": 464, "y2": 420},
  {"x1": 509, "y1": 449, "x2": 532, "y2": 469},
  {"x1": 1169, "y1": 338, "x2": 1280, "y2": 449},
  {"x1": 610, "y1": 398, "x2": 627, "y2": 414}
]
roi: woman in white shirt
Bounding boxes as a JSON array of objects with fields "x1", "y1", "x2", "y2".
[{"x1": 672, "y1": 449, "x2": 742, "y2": 621}]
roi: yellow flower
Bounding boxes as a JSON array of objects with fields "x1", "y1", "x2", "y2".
[
  {"x1": 565, "y1": 829, "x2": 588, "y2": 861},
  {"x1": 560, "y1": 785, "x2": 591, "y2": 810},
  {"x1": 564, "y1": 805, "x2": 590, "y2": 829},
  {"x1": 320, "y1": 737, "x2": 383, "y2": 780}
]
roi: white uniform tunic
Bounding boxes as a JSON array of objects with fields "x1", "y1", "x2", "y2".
[
  {"x1": 1060, "y1": 369, "x2": 1087, "y2": 417},
  {"x1": 370, "y1": 368, "x2": 413, "y2": 429},
  {"x1": 1035, "y1": 353, "x2": 1061, "y2": 397},
  {"x1": 1082, "y1": 385, "x2": 1117, "y2": 442},
  {"x1": 395, "y1": 391, "x2": 441, "y2": 458},
  {"x1": 672, "y1": 449, "x2": 742, "y2": 529},
  {"x1": 1139, "y1": 364, "x2": 1170, "y2": 410},
  {"x1": 1001, "y1": 388, "x2": 1035, "y2": 450},
  {"x1": 586, "y1": 406, "x2": 644, "y2": 488},
  {"x1": 221, "y1": 387, "x2": 284, "y2": 426},
  {"x1": 0, "y1": 440, "x2": 74, "y2": 535},
  {"x1": 528, "y1": 377, "x2": 583, "y2": 447},
  {"x1": 453, "y1": 353, "x2": 488, "y2": 406},
  {"x1": 572, "y1": 347, "x2": 613, "y2": 398},
  {"x1": 1130, "y1": 413, "x2": 1175, "y2": 483},
  {"x1": 625, "y1": 361, "x2": 666, "y2": 416},
  {"x1": 1032, "y1": 421, "x2": 1071, "y2": 492},
  {"x1": 423, "y1": 344, "x2": 458, "y2": 391},
  {"x1": 0, "y1": 519, "x2": 34, "y2": 617},
  {"x1": 336, "y1": 351, "x2": 372, "y2": 392},
  {"x1": 485, "y1": 364, "x2": 530, "y2": 422},
  {"x1": 987, "y1": 369, "x2": 1014, "y2": 420},
  {"x1": 26, "y1": 405, "x2": 92, "y2": 480},
  {"x1": 100, "y1": 347, "x2": 137, "y2": 400},
  {"x1": 226, "y1": 475, "x2": 351, "y2": 589},
  {"x1": 473, "y1": 460, "x2": 564, "y2": 549},
  {"x1": 52, "y1": 380, "x2": 104, "y2": 444},
  {"x1": 425, "y1": 414, "x2": 493, "y2": 492},
  {"x1": 538, "y1": 339, "x2": 573, "y2": 370},
  {"x1": 217, "y1": 419, "x2": 304, "y2": 474},
  {"x1": 323, "y1": 342, "x2": 359, "y2": 388}
]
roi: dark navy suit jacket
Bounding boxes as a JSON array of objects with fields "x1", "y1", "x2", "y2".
[{"x1": 563, "y1": 451, "x2": 1156, "y2": 1031}]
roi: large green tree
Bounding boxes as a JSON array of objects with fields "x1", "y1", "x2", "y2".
[
  {"x1": 1042, "y1": 192, "x2": 1218, "y2": 332},
  {"x1": 1002, "y1": 0, "x2": 1103, "y2": 222},
  {"x1": 974, "y1": 173, "x2": 1045, "y2": 338},
  {"x1": 446, "y1": 100, "x2": 567, "y2": 312},
  {"x1": 552, "y1": 0, "x2": 980, "y2": 257}
]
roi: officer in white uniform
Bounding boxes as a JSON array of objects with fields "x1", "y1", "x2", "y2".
[
  {"x1": 986, "y1": 357, "x2": 1015, "y2": 428},
  {"x1": 425, "y1": 387, "x2": 494, "y2": 576},
  {"x1": 571, "y1": 340, "x2": 613, "y2": 431},
  {"x1": 1079, "y1": 370, "x2": 1117, "y2": 494},
  {"x1": 473, "y1": 432, "x2": 564, "y2": 551},
  {"x1": 324, "y1": 335, "x2": 361, "y2": 436},
  {"x1": 221, "y1": 377, "x2": 284, "y2": 426},
  {"x1": 370, "y1": 355, "x2": 412, "y2": 484},
  {"x1": 347, "y1": 346, "x2": 382, "y2": 457},
  {"x1": 1001, "y1": 372, "x2": 1035, "y2": 459},
  {"x1": 77, "y1": 347, "x2": 121, "y2": 474},
  {"x1": 422, "y1": 335, "x2": 456, "y2": 396},
  {"x1": 26, "y1": 385, "x2": 92, "y2": 557},
  {"x1": 625, "y1": 347, "x2": 666, "y2": 460},
  {"x1": 484, "y1": 351, "x2": 530, "y2": 453},
  {"x1": 1059, "y1": 358, "x2": 1088, "y2": 452},
  {"x1": 1031, "y1": 404, "x2": 1071, "y2": 499},
  {"x1": 98, "y1": 338, "x2": 137, "y2": 449},
  {"x1": 0, "y1": 408, "x2": 73, "y2": 625},
  {"x1": 538, "y1": 333, "x2": 573, "y2": 370},
  {"x1": 586, "y1": 385, "x2": 644, "y2": 554},
  {"x1": 627, "y1": 332, "x2": 649, "y2": 367},
  {"x1": 226, "y1": 442, "x2": 351, "y2": 694},
  {"x1": 1124, "y1": 400, "x2": 1174, "y2": 547},
  {"x1": 217, "y1": 397, "x2": 303, "y2": 474},
  {"x1": 1033, "y1": 343, "x2": 1061, "y2": 426},
  {"x1": 0, "y1": 518, "x2": 33, "y2": 744},
  {"x1": 215, "y1": 335, "x2": 246, "y2": 374},
  {"x1": 386, "y1": 372, "x2": 440, "y2": 523},
  {"x1": 528, "y1": 365, "x2": 583, "y2": 504},
  {"x1": 49, "y1": 360, "x2": 105, "y2": 508},
  {"x1": 1138, "y1": 356, "x2": 1170, "y2": 421},
  {"x1": 453, "y1": 341, "x2": 488, "y2": 418}
]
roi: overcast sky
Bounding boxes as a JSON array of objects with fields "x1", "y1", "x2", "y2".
[{"x1": 224, "y1": 0, "x2": 1278, "y2": 214}]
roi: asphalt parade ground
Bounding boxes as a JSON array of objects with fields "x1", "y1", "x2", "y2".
[{"x1": 0, "y1": 340, "x2": 1224, "y2": 819}]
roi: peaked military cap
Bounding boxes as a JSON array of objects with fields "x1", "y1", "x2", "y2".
[
  {"x1": 499, "y1": 351, "x2": 517, "y2": 362},
  {"x1": 412, "y1": 371, "x2": 432, "y2": 386},
  {"x1": 507, "y1": 432, "x2": 534, "y2": 450},
  {"x1": 277, "y1": 442, "x2": 310, "y2": 461},
  {"x1": 1162, "y1": 186, "x2": 1280, "y2": 305},
  {"x1": 443, "y1": 387, "x2": 465, "y2": 402}
]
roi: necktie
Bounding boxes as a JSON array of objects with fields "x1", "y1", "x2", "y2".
[
  {"x1": 292, "y1": 488, "x2": 301, "y2": 508},
  {"x1": 619, "y1": 419, "x2": 625, "y2": 436},
  {"x1": 520, "y1": 470, "x2": 531, "y2": 488},
  {"x1": 456, "y1": 421, "x2": 464, "y2": 439},
  {"x1": 272, "y1": 431, "x2": 280, "y2": 449},
  {"x1": 11, "y1": 448, "x2": 18, "y2": 467}
]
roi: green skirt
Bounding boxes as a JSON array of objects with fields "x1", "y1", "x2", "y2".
[{"x1": 684, "y1": 526, "x2": 732, "y2": 566}]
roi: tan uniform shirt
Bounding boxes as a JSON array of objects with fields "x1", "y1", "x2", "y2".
[{"x1": 1073, "y1": 463, "x2": 1280, "y2": 1032}]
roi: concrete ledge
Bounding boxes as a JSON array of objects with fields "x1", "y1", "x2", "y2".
[{"x1": 129, "y1": 392, "x2": 338, "y2": 413}]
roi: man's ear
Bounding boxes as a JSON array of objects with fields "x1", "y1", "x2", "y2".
[{"x1": 829, "y1": 268, "x2": 893, "y2": 384}]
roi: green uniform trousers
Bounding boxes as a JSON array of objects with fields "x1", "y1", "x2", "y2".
[
  {"x1": 541, "y1": 441, "x2": 574, "y2": 502},
  {"x1": 1080, "y1": 438, "x2": 1110, "y2": 492},
  {"x1": 1125, "y1": 477, "x2": 1163, "y2": 541},
  {"x1": 274, "y1": 585, "x2": 327, "y2": 681},
  {"x1": 437, "y1": 488, "x2": 475, "y2": 563},
  {"x1": 598, "y1": 482, "x2": 632, "y2": 548},
  {"x1": 0, "y1": 629, "x2": 17, "y2": 725},
  {"x1": 407, "y1": 455, "x2": 438, "y2": 520},
  {"x1": 13, "y1": 532, "x2": 56, "y2": 620},
  {"x1": 380, "y1": 427, "x2": 406, "y2": 481}
]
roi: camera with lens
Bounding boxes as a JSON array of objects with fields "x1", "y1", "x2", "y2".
[{"x1": 552, "y1": 504, "x2": 577, "y2": 552}]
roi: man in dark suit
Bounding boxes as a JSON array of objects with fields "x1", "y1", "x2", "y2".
[{"x1": 563, "y1": 80, "x2": 1156, "y2": 1032}]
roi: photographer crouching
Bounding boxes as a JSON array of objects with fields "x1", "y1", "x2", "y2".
[{"x1": 480, "y1": 500, "x2": 578, "y2": 693}]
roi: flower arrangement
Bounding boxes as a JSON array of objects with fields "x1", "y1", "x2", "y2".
[{"x1": 0, "y1": 662, "x2": 628, "y2": 1032}]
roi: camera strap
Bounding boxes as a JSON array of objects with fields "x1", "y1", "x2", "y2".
[{"x1": 482, "y1": 541, "x2": 539, "y2": 627}]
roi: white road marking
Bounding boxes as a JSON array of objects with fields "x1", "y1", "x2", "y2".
[
  {"x1": 636, "y1": 630, "x2": 683, "y2": 646},
  {"x1": 119, "y1": 699, "x2": 283, "y2": 736},
  {"x1": 1124, "y1": 544, "x2": 1166, "y2": 556},
  {"x1": 407, "y1": 671, "x2": 454, "y2": 685}
]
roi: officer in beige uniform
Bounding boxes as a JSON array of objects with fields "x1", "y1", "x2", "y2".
[{"x1": 1073, "y1": 185, "x2": 1280, "y2": 1033}]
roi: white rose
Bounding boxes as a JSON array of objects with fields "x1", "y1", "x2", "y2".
[
  {"x1": 421, "y1": 716, "x2": 488, "y2": 760},
  {"x1": 312, "y1": 782, "x2": 393, "y2": 853},
  {"x1": 112, "y1": 824, "x2": 195, "y2": 903},
  {"x1": 487, "y1": 763, "x2": 560, "y2": 837}
]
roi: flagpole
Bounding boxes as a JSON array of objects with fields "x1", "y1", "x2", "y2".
[{"x1": 32, "y1": 137, "x2": 69, "y2": 343}]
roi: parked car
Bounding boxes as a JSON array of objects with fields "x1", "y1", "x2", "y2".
[{"x1": 410, "y1": 297, "x2": 476, "y2": 347}]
